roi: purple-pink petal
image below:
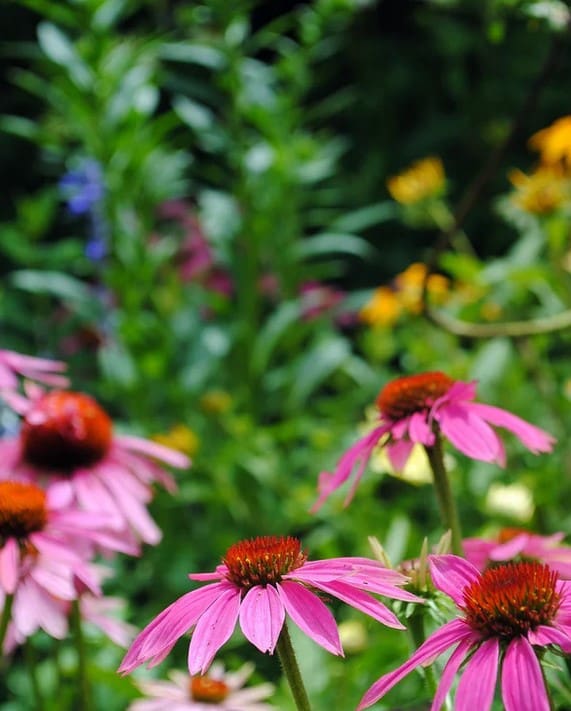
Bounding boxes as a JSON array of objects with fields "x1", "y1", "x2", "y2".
[
  {"x1": 309, "y1": 579, "x2": 405, "y2": 629},
  {"x1": 408, "y1": 411, "x2": 434, "y2": 445},
  {"x1": 436, "y1": 403, "x2": 503, "y2": 463},
  {"x1": 386, "y1": 439, "x2": 414, "y2": 471},
  {"x1": 466, "y1": 402, "x2": 555, "y2": 454},
  {"x1": 188, "y1": 585, "x2": 241, "y2": 674},
  {"x1": 430, "y1": 638, "x2": 474, "y2": 711},
  {"x1": 428, "y1": 555, "x2": 480, "y2": 606},
  {"x1": 501, "y1": 637, "x2": 550, "y2": 711},
  {"x1": 357, "y1": 618, "x2": 472, "y2": 710},
  {"x1": 117, "y1": 434, "x2": 190, "y2": 469},
  {"x1": 455, "y1": 638, "x2": 498, "y2": 711},
  {"x1": 119, "y1": 583, "x2": 229, "y2": 673},
  {"x1": 0, "y1": 538, "x2": 19, "y2": 594},
  {"x1": 528, "y1": 624, "x2": 571, "y2": 653},
  {"x1": 276, "y1": 581, "x2": 342, "y2": 655},
  {"x1": 239, "y1": 585, "x2": 285, "y2": 653}
]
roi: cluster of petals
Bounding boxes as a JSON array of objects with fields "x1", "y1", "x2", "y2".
[
  {"x1": 129, "y1": 661, "x2": 275, "y2": 711},
  {"x1": 0, "y1": 349, "x2": 68, "y2": 394},
  {"x1": 0, "y1": 389, "x2": 190, "y2": 547},
  {"x1": 0, "y1": 483, "x2": 130, "y2": 646},
  {"x1": 464, "y1": 530, "x2": 571, "y2": 579},
  {"x1": 313, "y1": 375, "x2": 555, "y2": 510},
  {"x1": 358, "y1": 554, "x2": 571, "y2": 711},
  {"x1": 119, "y1": 553, "x2": 421, "y2": 676}
]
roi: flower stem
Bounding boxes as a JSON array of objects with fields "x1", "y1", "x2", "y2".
[
  {"x1": 70, "y1": 599, "x2": 91, "y2": 711},
  {"x1": 424, "y1": 432, "x2": 464, "y2": 556},
  {"x1": 0, "y1": 593, "x2": 14, "y2": 652},
  {"x1": 276, "y1": 623, "x2": 312, "y2": 711},
  {"x1": 24, "y1": 640, "x2": 45, "y2": 711},
  {"x1": 407, "y1": 611, "x2": 437, "y2": 697}
]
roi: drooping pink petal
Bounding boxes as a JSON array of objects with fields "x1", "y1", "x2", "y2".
[
  {"x1": 310, "y1": 579, "x2": 405, "y2": 629},
  {"x1": 116, "y1": 434, "x2": 190, "y2": 469},
  {"x1": 357, "y1": 619, "x2": 472, "y2": 710},
  {"x1": 466, "y1": 402, "x2": 555, "y2": 454},
  {"x1": 436, "y1": 403, "x2": 503, "y2": 463},
  {"x1": 187, "y1": 586, "x2": 241, "y2": 674},
  {"x1": 119, "y1": 583, "x2": 228, "y2": 673},
  {"x1": 239, "y1": 585, "x2": 285, "y2": 653},
  {"x1": 311, "y1": 423, "x2": 391, "y2": 511},
  {"x1": 428, "y1": 555, "x2": 480, "y2": 606},
  {"x1": 455, "y1": 637, "x2": 498, "y2": 711},
  {"x1": 501, "y1": 637, "x2": 550, "y2": 711},
  {"x1": 386, "y1": 439, "x2": 414, "y2": 471},
  {"x1": 489, "y1": 534, "x2": 529, "y2": 560},
  {"x1": 528, "y1": 624, "x2": 571, "y2": 653},
  {"x1": 276, "y1": 581, "x2": 342, "y2": 655},
  {"x1": 408, "y1": 411, "x2": 434, "y2": 445},
  {"x1": 431, "y1": 638, "x2": 474, "y2": 711},
  {"x1": 0, "y1": 538, "x2": 20, "y2": 594}
]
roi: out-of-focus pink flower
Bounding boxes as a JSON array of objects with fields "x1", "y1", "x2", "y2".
[
  {"x1": 464, "y1": 529, "x2": 571, "y2": 579},
  {"x1": 119, "y1": 535, "x2": 420, "y2": 676},
  {"x1": 0, "y1": 390, "x2": 190, "y2": 547},
  {"x1": 0, "y1": 349, "x2": 68, "y2": 393},
  {"x1": 129, "y1": 661, "x2": 275, "y2": 710},
  {"x1": 0, "y1": 480, "x2": 128, "y2": 646},
  {"x1": 313, "y1": 372, "x2": 555, "y2": 511},
  {"x1": 80, "y1": 594, "x2": 137, "y2": 647},
  {"x1": 298, "y1": 281, "x2": 345, "y2": 321},
  {"x1": 359, "y1": 554, "x2": 571, "y2": 711}
]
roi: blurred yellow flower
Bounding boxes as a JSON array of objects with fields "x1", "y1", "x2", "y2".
[
  {"x1": 359, "y1": 263, "x2": 449, "y2": 327},
  {"x1": 153, "y1": 424, "x2": 199, "y2": 457},
  {"x1": 359, "y1": 286, "x2": 402, "y2": 327},
  {"x1": 508, "y1": 166, "x2": 567, "y2": 214},
  {"x1": 529, "y1": 115, "x2": 571, "y2": 167},
  {"x1": 387, "y1": 156, "x2": 445, "y2": 205},
  {"x1": 338, "y1": 620, "x2": 368, "y2": 654},
  {"x1": 485, "y1": 482, "x2": 535, "y2": 523},
  {"x1": 370, "y1": 438, "x2": 433, "y2": 486},
  {"x1": 199, "y1": 390, "x2": 232, "y2": 415}
]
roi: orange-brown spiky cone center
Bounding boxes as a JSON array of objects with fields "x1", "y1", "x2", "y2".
[
  {"x1": 190, "y1": 676, "x2": 230, "y2": 702},
  {"x1": 462, "y1": 561, "x2": 560, "y2": 640},
  {"x1": 22, "y1": 390, "x2": 112, "y2": 470},
  {"x1": 376, "y1": 371, "x2": 454, "y2": 420},
  {"x1": 0, "y1": 481, "x2": 47, "y2": 541},
  {"x1": 223, "y1": 536, "x2": 307, "y2": 590}
]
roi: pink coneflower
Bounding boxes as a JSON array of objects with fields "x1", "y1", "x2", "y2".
[
  {"x1": 0, "y1": 390, "x2": 190, "y2": 546},
  {"x1": 129, "y1": 661, "x2": 275, "y2": 711},
  {"x1": 465, "y1": 528, "x2": 571, "y2": 579},
  {"x1": 119, "y1": 535, "x2": 421, "y2": 676},
  {"x1": 0, "y1": 349, "x2": 68, "y2": 392},
  {"x1": 313, "y1": 372, "x2": 555, "y2": 510},
  {"x1": 0, "y1": 480, "x2": 126, "y2": 645},
  {"x1": 358, "y1": 554, "x2": 571, "y2": 710}
]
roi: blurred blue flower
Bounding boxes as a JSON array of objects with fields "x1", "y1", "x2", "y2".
[
  {"x1": 59, "y1": 158, "x2": 108, "y2": 262},
  {"x1": 59, "y1": 159, "x2": 104, "y2": 215}
]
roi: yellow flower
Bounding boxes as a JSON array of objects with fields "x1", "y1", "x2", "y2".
[
  {"x1": 199, "y1": 390, "x2": 232, "y2": 415},
  {"x1": 153, "y1": 424, "x2": 199, "y2": 457},
  {"x1": 485, "y1": 482, "x2": 535, "y2": 523},
  {"x1": 395, "y1": 262, "x2": 449, "y2": 313},
  {"x1": 508, "y1": 166, "x2": 567, "y2": 214},
  {"x1": 359, "y1": 286, "x2": 402, "y2": 327},
  {"x1": 529, "y1": 115, "x2": 571, "y2": 167},
  {"x1": 386, "y1": 156, "x2": 445, "y2": 205}
]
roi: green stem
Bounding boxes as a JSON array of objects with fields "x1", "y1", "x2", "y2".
[
  {"x1": 0, "y1": 593, "x2": 14, "y2": 652},
  {"x1": 70, "y1": 599, "x2": 90, "y2": 711},
  {"x1": 275, "y1": 623, "x2": 312, "y2": 711},
  {"x1": 24, "y1": 640, "x2": 45, "y2": 711},
  {"x1": 407, "y1": 611, "x2": 438, "y2": 697},
  {"x1": 424, "y1": 433, "x2": 464, "y2": 556}
]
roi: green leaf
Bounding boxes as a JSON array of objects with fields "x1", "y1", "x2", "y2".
[
  {"x1": 37, "y1": 22, "x2": 92, "y2": 89},
  {"x1": 10, "y1": 270, "x2": 98, "y2": 318},
  {"x1": 252, "y1": 301, "x2": 300, "y2": 374},
  {"x1": 293, "y1": 232, "x2": 373, "y2": 260},
  {"x1": 288, "y1": 336, "x2": 350, "y2": 407},
  {"x1": 330, "y1": 202, "x2": 397, "y2": 233},
  {"x1": 159, "y1": 42, "x2": 226, "y2": 70}
]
